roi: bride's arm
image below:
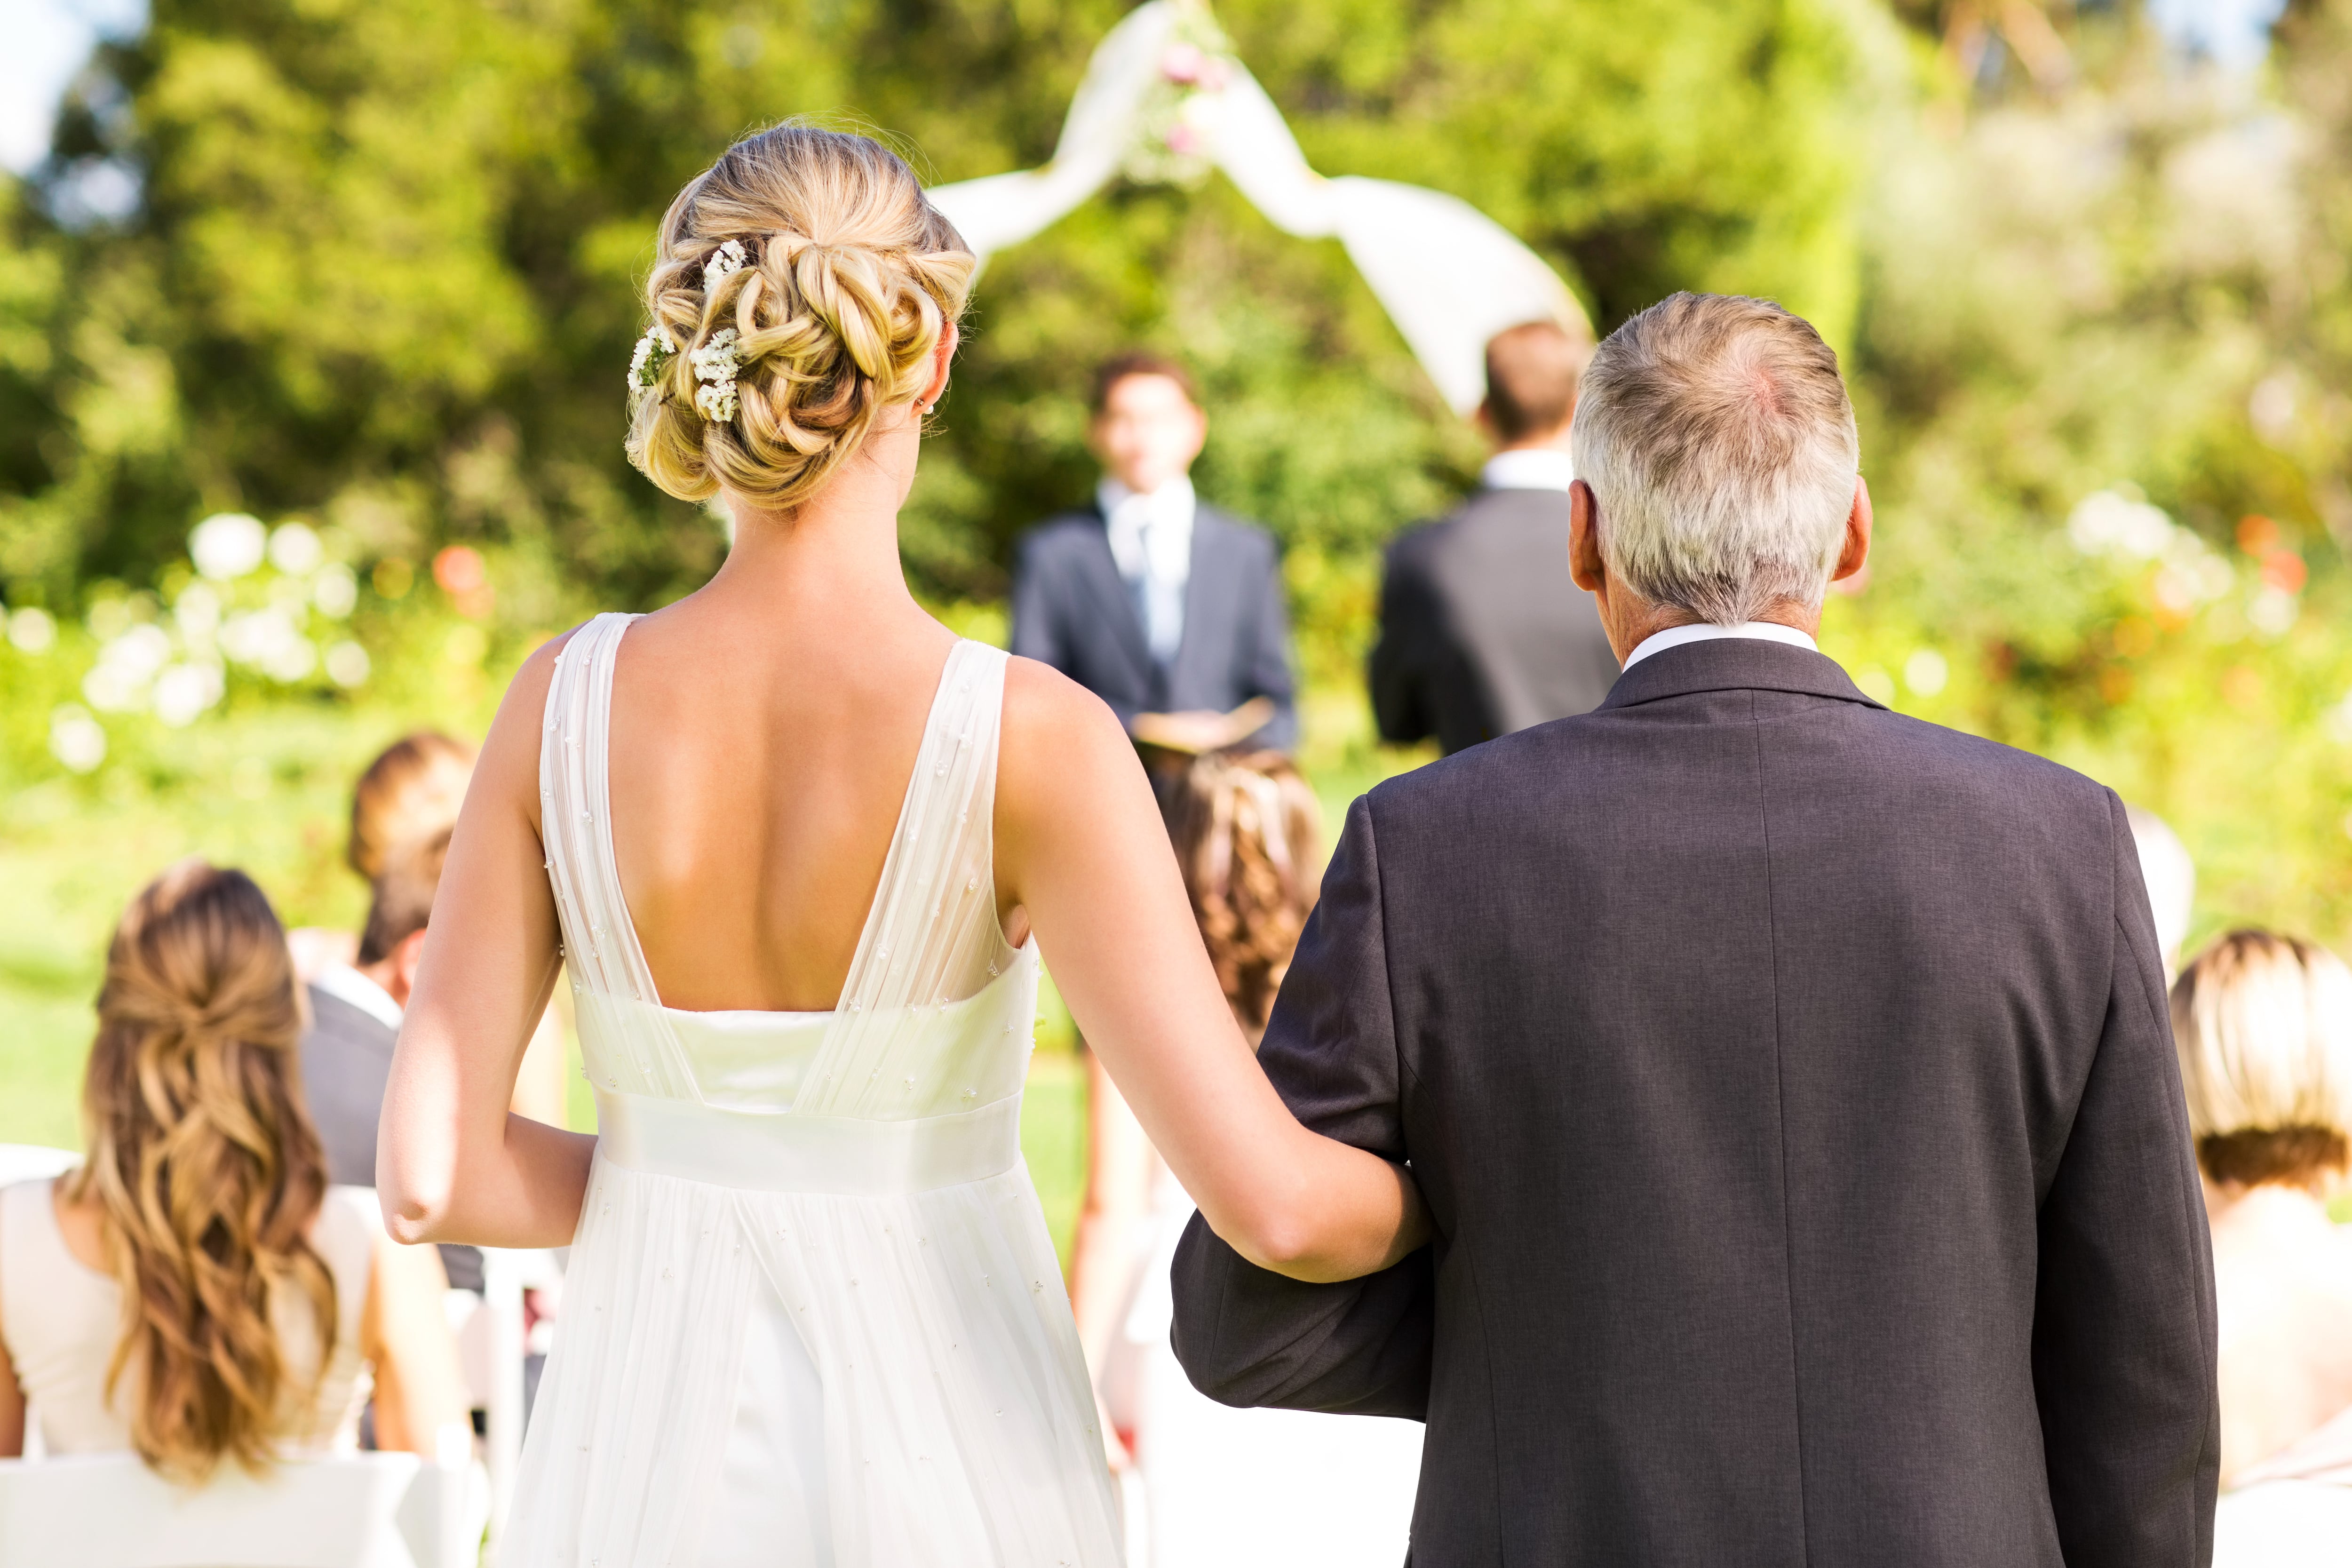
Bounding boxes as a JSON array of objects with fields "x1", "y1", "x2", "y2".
[
  {"x1": 378, "y1": 636, "x2": 598, "y2": 1249},
  {"x1": 997, "y1": 660, "x2": 1429, "y2": 1284}
]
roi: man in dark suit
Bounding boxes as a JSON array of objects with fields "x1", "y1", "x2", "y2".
[
  {"x1": 1010, "y1": 351, "x2": 1295, "y2": 761},
  {"x1": 1370, "y1": 320, "x2": 1620, "y2": 755},
  {"x1": 1172, "y1": 293, "x2": 2217, "y2": 1565},
  {"x1": 302, "y1": 828, "x2": 482, "y2": 1292}
]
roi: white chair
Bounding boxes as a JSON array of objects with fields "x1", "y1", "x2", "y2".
[
  {"x1": 0, "y1": 1145, "x2": 78, "y2": 1187},
  {"x1": 0, "y1": 1450, "x2": 474, "y2": 1568},
  {"x1": 463, "y1": 1247, "x2": 562, "y2": 1560}
]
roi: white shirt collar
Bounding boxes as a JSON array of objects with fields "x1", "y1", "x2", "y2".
[
  {"x1": 310, "y1": 963, "x2": 404, "y2": 1031},
  {"x1": 1097, "y1": 474, "x2": 1197, "y2": 571},
  {"x1": 1479, "y1": 448, "x2": 1577, "y2": 493},
  {"x1": 1621, "y1": 621, "x2": 1820, "y2": 670}
]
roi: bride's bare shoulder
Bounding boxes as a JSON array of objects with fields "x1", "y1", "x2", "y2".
[
  {"x1": 997, "y1": 654, "x2": 1146, "y2": 820},
  {"x1": 1000, "y1": 654, "x2": 1128, "y2": 758},
  {"x1": 469, "y1": 621, "x2": 597, "y2": 815}
]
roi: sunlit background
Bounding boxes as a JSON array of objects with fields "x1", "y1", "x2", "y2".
[{"x1": 6, "y1": 0, "x2": 2352, "y2": 1246}]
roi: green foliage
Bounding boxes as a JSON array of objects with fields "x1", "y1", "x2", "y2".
[
  {"x1": 0, "y1": 0, "x2": 1872, "y2": 630},
  {"x1": 1825, "y1": 1, "x2": 2352, "y2": 950}
]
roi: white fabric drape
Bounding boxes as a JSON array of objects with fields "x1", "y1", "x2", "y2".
[{"x1": 926, "y1": 0, "x2": 1589, "y2": 414}]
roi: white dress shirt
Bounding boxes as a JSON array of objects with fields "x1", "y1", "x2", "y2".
[
  {"x1": 1478, "y1": 448, "x2": 1577, "y2": 494},
  {"x1": 1099, "y1": 474, "x2": 1196, "y2": 666},
  {"x1": 1621, "y1": 621, "x2": 1820, "y2": 669},
  {"x1": 311, "y1": 962, "x2": 404, "y2": 1030}
]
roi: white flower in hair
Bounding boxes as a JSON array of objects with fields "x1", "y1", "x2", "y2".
[
  {"x1": 703, "y1": 239, "x2": 750, "y2": 289},
  {"x1": 691, "y1": 327, "x2": 743, "y2": 422},
  {"x1": 627, "y1": 323, "x2": 676, "y2": 392}
]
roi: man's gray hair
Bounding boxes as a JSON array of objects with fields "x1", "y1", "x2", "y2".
[{"x1": 1571, "y1": 293, "x2": 1859, "y2": 625}]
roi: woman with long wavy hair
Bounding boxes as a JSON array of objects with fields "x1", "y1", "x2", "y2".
[{"x1": 0, "y1": 859, "x2": 464, "y2": 1478}]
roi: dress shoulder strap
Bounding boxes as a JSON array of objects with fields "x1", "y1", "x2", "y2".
[
  {"x1": 790, "y1": 640, "x2": 1016, "y2": 1117},
  {"x1": 539, "y1": 614, "x2": 652, "y2": 998},
  {"x1": 538, "y1": 612, "x2": 705, "y2": 1100}
]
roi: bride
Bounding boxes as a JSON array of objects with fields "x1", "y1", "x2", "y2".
[{"x1": 377, "y1": 124, "x2": 1427, "y2": 1566}]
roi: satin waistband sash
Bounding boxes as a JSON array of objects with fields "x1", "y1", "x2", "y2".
[{"x1": 596, "y1": 1090, "x2": 1021, "y2": 1196}]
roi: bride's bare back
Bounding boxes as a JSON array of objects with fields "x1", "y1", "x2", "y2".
[{"x1": 604, "y1": 599, "x2": 963, "y2": 1013}]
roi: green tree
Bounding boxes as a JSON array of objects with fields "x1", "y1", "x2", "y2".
[{"x1": 0, "y1": 0, "x2": 1874, "y2": 647}]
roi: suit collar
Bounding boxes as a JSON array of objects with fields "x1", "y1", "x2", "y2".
[{"x1": 1597, "y1": 636, "x2": 1886, "y2": 712}]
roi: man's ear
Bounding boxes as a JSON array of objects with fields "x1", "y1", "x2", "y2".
[
  {"x1": 1569, "y1": 479, "x2": 1608, "y2": 596},
  {"x1": 1831, "y1": 474, "x2": 1874, "y2": 583},
  {"x1": 390, "y1": 927, "x2": 431, "y2": 1005}
]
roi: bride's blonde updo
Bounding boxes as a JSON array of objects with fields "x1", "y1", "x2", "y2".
[{"x1": 627, "y1": 125, "x2": 976, "y2": 509}]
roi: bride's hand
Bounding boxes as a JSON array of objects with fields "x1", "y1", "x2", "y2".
[{"x1": 994, "y1": 660, "x2": 1429, "y2": 1283}]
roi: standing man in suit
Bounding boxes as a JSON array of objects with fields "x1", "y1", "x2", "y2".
[
  {"x1": 1370, "y1": 319, "x2": 1620, "y2": 754},
  {"x1": 1011, "y1": 352, "x2": 1296, "y2": 767},
  {"x1": 1172, "y1": 293, "x2": 2218, "y2": 1565}
]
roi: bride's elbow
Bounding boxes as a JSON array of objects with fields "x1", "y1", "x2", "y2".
[
  {"x1": 376, "y1": 1138, "x2": 458, "y2": 1244},
  {"x1": 379, "y1": 1178, "x2": 453, "y2": 1245},
  {"x1": 1217, "y1": 1192, "x2": 1328, "y2": 1281}
]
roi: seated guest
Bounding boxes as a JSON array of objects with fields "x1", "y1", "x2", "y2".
[
  {"x1": 1011, "y1": 352, "x2": 1297, "y2": 776},
  {"x1": 0, "y1": 860, "x2": 465, "y2": 1472},
  {"x1": 305, "y1": 829, "x2": 452, "y2": 1187},
  {"x1": 303, "y1": 829, "x2": 487, "y2": 1295},
  {"x1": 286, "y1": 732, "x2": 476, "y2": 981},
  {"x1": 2173, "y1": 931, "x2": 2352, "y2": 1560},
  {"x1": 1370, "y1": 318, "x2": 1619, "y2": 754},
  {"x1": 300, "y1": 732, "x2": 565, "y2": 1146},
  {"x1": 1073, "y1": 750, "x2": 1422, "y2": 1566}
]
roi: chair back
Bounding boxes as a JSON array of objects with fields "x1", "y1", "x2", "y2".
[
  {"x1": 0, "y1": 1145, "x2": 78, "y2": 1187},
  {"x1": 0, "y1": 1451, "x2": 471, "y2": 1568}
]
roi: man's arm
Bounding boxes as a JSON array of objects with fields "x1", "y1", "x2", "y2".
[
  {"x1": 1238, "y1": 532, "x2": 1298, "y2": 751},
  {"x1": 1170, "y1": 795, "x2": 1435, "y2": 1417},
  {"x1": 1367, "y1": 536, "x2": 1436, "y2": 747},
  {"x1": 2032, "y1": 791, "x2": 2219, "y2": 1566}
]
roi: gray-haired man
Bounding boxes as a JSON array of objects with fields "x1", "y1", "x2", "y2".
[{"x1": 1172, "y1": 293, "x2": 2218, "y2": 1566}]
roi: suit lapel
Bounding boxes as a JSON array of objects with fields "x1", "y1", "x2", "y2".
[{"x1": 1074, "y1": 505, "x2": 1155, "y2": 687}]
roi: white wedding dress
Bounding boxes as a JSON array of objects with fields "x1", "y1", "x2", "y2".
[{"x1": 507, "y1": 613, "x2": 1122, "y2": 1567}]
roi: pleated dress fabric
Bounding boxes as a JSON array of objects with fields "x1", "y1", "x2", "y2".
[{"x1": 507, "y1": 613, "x2": 1121, "y2": 1567}]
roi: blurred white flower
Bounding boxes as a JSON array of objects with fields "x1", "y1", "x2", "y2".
[
  {"x1": 324, "y1": 640, "x2": 371, "y2": 688},
  {"x1": 2153, "y1": 565, "x2": 2200, "y2": 616},
  {"x1": 173, "y1": 581, "x2": 222, "y2": 638},
  {"x1": 151, "y1": 663, "x2": 224, "y2": 727},
  {"x1": 267, "y1": 522, "x2": 323, "y2": 575},
  {"x1": 311, "y1": 562, "x2": 358, "y2": 618},
  {"x1": 82, "y1": 624, "x2": 173, "y2": 711},
  {"x1": 2249, "y1": 372, "x2": 2297, "y2": 442},
  {"x1": 191, "y1": 513, "x2": 268, "y2": 580},
  {"x1": 263, "y1": 637, "x2": 318, "y2": 683},
  {"x1": 7, "y1": 607, "x2": 56, "y2": 653},
  {"x1": 83, "y1": 624, "x2": 170, "y2": 711},
  {"x1": 49, "y1": 706, "x2": 106, "y2": 773},
  {"x1": 220, "y1": 606, "x2": 302, "y2": 669},
  {"x1": 2067, "y1": 490, "x2": 2176, "y2": 560},
  {"x1": 2327, "y1": 690, "x2": 2352, "y2": 744},
  {"x1": 1904, "y1": 649, "x2": 1949, "y2": 696},
  {"x1": 2248, "y1": 585, "x2": 2298, "y2": 637},
  {"x1": 82, "y1": 665, "x2": 138, "y2": 711},
  {"x1": 1855, "y1": 666, "x2": 1897, "y2": 705}
]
